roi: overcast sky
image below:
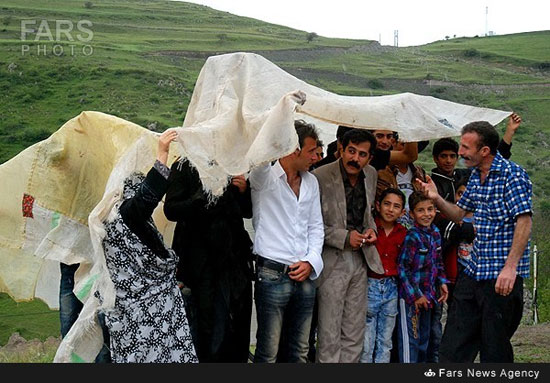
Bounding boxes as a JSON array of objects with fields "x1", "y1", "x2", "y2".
[{"x1": 180, "y1": 0, "x2": 550, "y2": 47}]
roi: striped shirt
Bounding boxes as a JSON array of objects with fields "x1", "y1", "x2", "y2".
[
  {"x1": 398, "y1": 223, "x2": 448, "y2": 307},
  {"x1": 457, "y1": 152, "x2": 533, "y2": 280}
]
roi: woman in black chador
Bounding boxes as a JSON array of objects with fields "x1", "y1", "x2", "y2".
[{"x1": 164, "y1": 156, "x2": 254, "y2": 363}]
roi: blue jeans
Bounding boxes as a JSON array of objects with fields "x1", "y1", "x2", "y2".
[
  {"x1": 59, "y1": 263, "x2": 83, "y2": 338},
  {"x1": 397, "y1": 298, "x2": 432, "y2": 363},
  {"x1": 59, "y1": 262, "x2": 111, "y2": 363},
  {"x1": 360, "y1": 277, "x2": 398, "y2": 363},
  {"x1": 427, "y1": 298, "x2": 443, "y2": 362},
  {"x1": 253, "y1": 267, "x2": 316, "y2": 363}
]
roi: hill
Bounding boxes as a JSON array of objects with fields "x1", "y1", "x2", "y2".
[{"x1": 1, "y1": 0, "x2": 550, "y2": 325}]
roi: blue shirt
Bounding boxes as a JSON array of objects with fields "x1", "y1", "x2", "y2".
[
  {"x1": 398, "y1": 223, "x2": 448, "y2": 307},
  {"x1": 457, "y1": 153, "x2": 533, "y2": 280}
]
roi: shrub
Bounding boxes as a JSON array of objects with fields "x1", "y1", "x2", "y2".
[
  {"x1": 367, "y1": 79, "x2": 384, "y2": 89},
  {"x1": 84, "y1": 2, "x2": 93, "y2": 9},
  {"x1": 463, "y1": 48, "x2": 480, "y2": 58},
  {"x1": 306, "y1": 32, "x2": 318, "y2": 43}
]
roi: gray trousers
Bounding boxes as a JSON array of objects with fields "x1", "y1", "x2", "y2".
[{"x1": 316, "y1": 249, "x2": 368, "y2": 363}]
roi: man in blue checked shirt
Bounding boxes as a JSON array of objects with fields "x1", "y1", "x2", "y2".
[{"x1": 416, "y1": 117, "x2": 532, "y2": 363}]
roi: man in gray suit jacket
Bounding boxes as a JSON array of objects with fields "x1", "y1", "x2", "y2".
[{"x1": 312, "y1": 129, "x2": 385, "y2": 363}]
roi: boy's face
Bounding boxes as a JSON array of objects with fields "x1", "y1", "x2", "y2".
[
  {"x1": 455, "y1": 185, "x2": 467, "y2": 203},
  {"x1": 433, "y1": 150, "x2": 458, "y2": 175},
  {"x1": 410, "y1": 199, "x2": 436, "y2": 228},
  {"x1": 373, "y1": 130, "x2": 394, "y2": 151},
  {"x1": 376, "y1": 193, "x2": 404, "y2": 224}
]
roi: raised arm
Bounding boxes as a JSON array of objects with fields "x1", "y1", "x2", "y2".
[
  {"x1": 120, "y1": 129, "x2": 178, "y2": 222},
  {"x1": 389, "y1": 141, "x2": 418, "y2": 166},
  {"x1": 498, "y1": 113, "x2": 521, "y2": 160}
]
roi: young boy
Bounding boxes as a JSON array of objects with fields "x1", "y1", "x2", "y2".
[
  {"x1": 397, "y1": 191, "x2": 448, "y2": 363},
  {"x1": 360, "y1": 188, "x2": 408, "y2": 363}
]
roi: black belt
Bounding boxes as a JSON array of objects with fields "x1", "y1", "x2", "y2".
[{"x1": 256, "y1": 255, "x2": 291, "y2": 274}]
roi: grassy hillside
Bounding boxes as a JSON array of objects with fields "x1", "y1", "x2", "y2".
[{"x1": 1, "y1": 0, "x2": 549, "y2": 339}]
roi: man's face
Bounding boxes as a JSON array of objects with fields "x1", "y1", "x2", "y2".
[
  {"x1": 296, "y1": 136, "x2": 319, "y2": 171},
  {"x1": 376, "y1": 193, "x2": 404, "y2": 224},
  {"x1": 410, "y1": 199, "x2": 436, "y2": 228},
  {"x1": 314, "y1": 146, "x2": 324, "y2": 163},
  {"x1": 458, "y1": 132, "x2": 486, "y2": 168},
  {"x1": 341, "y1": 140, "x2": 372, "y2": 177},
  {"x1": 434, "y1": 150, "x2": 458, "y2": 175},
  {"x1": 373, "y1": 130, "x2": 394, "y2": 151}
]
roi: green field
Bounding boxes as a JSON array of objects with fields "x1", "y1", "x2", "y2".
[{"x1": 1, "y1": 0, "x2": 549, "y2": 348}]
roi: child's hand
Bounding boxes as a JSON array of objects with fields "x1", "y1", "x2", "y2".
[
  {"x1": 438, "y1": 284, "x2": 449, "y2": 303},
  {"x1": 157, "y1": 129, "x2": 179, "y2": 165},
  {"x1": 363, "y1": 228, "x2": 377, "y2": 245},
  {"x1": 414, "y1": 296, "x2": 430, "y2": 312}
]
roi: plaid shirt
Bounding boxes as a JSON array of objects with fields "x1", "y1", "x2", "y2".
[
  {"x1": 398, "y1": 223, "x2": 448, "y2": 307},
  {"x1": 457, "y1": 153, "x2": 533, "y2": 280}
]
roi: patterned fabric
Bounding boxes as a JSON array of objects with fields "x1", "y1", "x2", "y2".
[
  {"x1": 457, "y1": 153, "x2": 532, "y2": 280},
  {"x1": 122, "y1": 172, "x2": 146, "y2": 201},
  {"x1": 153, "y1": 160, "x2": 170, "y2": 180},
  {"x1": 101, "y1": 209, "x2": 197, "y2": 363},
  {"x1": 398, "y1": 223, "x2": 448, "y2": 307},
  {"x1": 22, "y1": 193, "x2": 35, "y2": 218}
]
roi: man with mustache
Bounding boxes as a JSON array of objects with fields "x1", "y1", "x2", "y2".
[
  {"x1": 312, "y1": 129, "x2": 385, "y2": 362},
  {"x1": 416, "y1": 119, "x2": 532, "y2": 362}
]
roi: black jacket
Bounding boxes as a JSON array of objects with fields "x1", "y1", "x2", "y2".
[
  {"x1": 163, "y1": 159, "x2": 254, "y2": 295},
  {"x1": 120, "y1": 166, "x2": 171, "y2": 259}
]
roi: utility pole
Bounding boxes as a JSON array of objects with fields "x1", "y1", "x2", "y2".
[
  {"x1": 533, "y1": 245, "x2": 539, "y2": 324},
  {"x1": 394, "y1": 30, "x2": 399, "y2": 47},
  {"x1": 485, "y1": 7, "x2": 489, "y2": 37}
]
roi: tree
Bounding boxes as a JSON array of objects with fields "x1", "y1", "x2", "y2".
[
  {"x1": 84, "y1": 2, "x2": 93, "y2": 9},
  {"x1": 306, "y1": 32, "x2": 318, "y2": 43}
]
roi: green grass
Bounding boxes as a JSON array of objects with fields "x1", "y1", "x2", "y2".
[{"x1": 0, "y1": 293, "x2": 60, "y2": 346}]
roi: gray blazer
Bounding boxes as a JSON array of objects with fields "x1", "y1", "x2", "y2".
[{"x1": 312, "y1": 160, "x2": 384, "y2": 288}]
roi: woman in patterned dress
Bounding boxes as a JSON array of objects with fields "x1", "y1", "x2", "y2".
[{"x1": 101, "y1": 129, "x2": 198, "y2": 363}]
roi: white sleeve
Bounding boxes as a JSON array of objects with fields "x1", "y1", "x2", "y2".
[
  {"x1": 249, "y1": 163, "x2": 271, "y2": 191},
  {"x1": 302, "y1": 176, "x2": 325, "y2": 280}
]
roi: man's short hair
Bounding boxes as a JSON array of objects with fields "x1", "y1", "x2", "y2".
[
  {"x1": 409, "y1": 191, "x2": 434, "y2": 211},
  {"x1": 378, "y1": 187, "x2": 406, "y2": 208},
  {"x1": 336, "y1": 125, "x2": 354, "y2": 141},
  {"x1": 432, "y1": 137, "x2": 459, "y2": 157},
  {"x1": 461, "y1": 121, "x2": 500, "y2": 155},
  {"x1": 295, "y1": 120, "x2": 319, "y2": 149},
  {"x1": 317, "y1": 139, "x2": 324, "y2": 148},
  {"x1": 341, "y1": 129, "x2": 377, "y2": 155}
]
